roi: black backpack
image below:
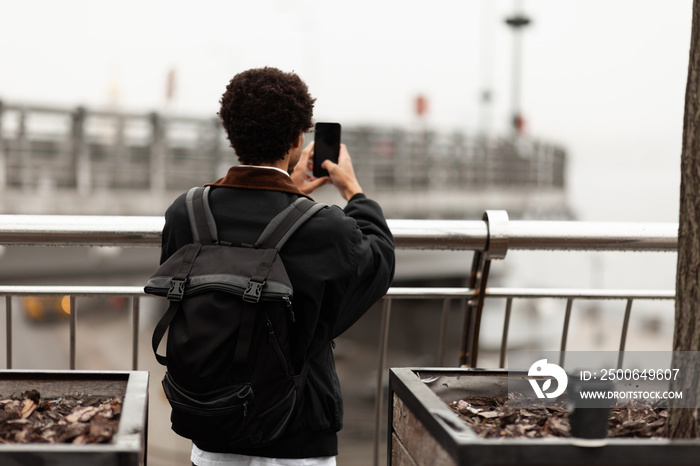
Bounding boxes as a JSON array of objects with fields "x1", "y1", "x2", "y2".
[{"x1": 145, "y1": 186, "x2": 325, "y2": 446}]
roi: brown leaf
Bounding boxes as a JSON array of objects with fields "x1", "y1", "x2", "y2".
[
  {"x1": 20, "y1": 399, "x2": 36, "y2": 420},
  {"x1": 64, "y1": 406, "x2": 99, "y2": 424},
  {"x1": 88, "y1": 416, "x2": 118, "y2": 443},
  {"x1": 478, "y1": 411, "x2": 500, "y2": 419}
]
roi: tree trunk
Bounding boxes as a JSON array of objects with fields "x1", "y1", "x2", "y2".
[{"x1": 668, "y1": 0, "x2": 700, "y2": 439}]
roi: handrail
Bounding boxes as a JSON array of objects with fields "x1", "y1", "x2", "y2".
[
  {"x1": 0, "y1": 285, "x2": 144, "y2": 297},
  {"x1": 0, "y1": 215, "x2": 163, "y2": 246},
  {"x1": 0, "y1": 214, "x2": 679, "y2": 251},
  {"x1": 0, "y1": 285, "x2": 676, "y2": 301}
]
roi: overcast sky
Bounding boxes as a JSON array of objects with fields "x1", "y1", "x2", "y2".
[{"x1": 0, "y1": 0, "x2": 693, "y2": 222}]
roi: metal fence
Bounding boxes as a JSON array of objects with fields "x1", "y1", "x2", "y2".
[
  {"x1": 0, "y1": 103, "x2": 565, "y2": 194},
  {"x1": 0, "y1": 211, "x2": 678, "y2": 370},
  {"x1": 0, "y1": 212, "x2": 678, "y2": 465}
]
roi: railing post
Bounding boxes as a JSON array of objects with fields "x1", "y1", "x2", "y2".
[
  {"x1": 18, "y1": 107, "x2": 30, "y2": 190},
  {"x1": 460, "y1": 210, "x2": 509, "y2": 367},
  {"x1": 499, "y1": 297, "x2": 514, "y2": 368},
  {"x1": 5, "y1": 296, "x2": 11, "y2": 369},
  {"x1": 437, "y1": 298, "x2": 452, "y2": 366},
  {"x1": 72, "y1": 106, "x2": 91, "y2": 194},
  {"x1": 110, "y1": 114, "x2": 126, "y2": 189},
  {"x1": 69, "y1": 296, "x2": 77, "y2": 369},
  {"x1": 373, "y1": 298, "x2": 392, "y2": 466},
  {"x1": 0, "y1": 100, "x2": 5, "y2": 191},
  {"x1": 132, "y1": 297, "x2": 140, "y2": 370},
  {"x1": 461, "y1": 249, "x2": 489, "y2": 367},
  {"x1": 149, "y1": 112, "x2": 167, "y2": 193},
  {"x1": 210, "y1": 117, "x2": 224, "y2": 179},
  {"x1": 617, "y1": 298, "x2": 634, "y2": 368},
  {"x1": 559, "y1": 298, "x2": 574, "y2": 367}
]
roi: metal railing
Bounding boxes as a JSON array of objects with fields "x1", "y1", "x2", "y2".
[
  {"x1": 0, "y1": 286, "x2": 144, "y2": 370},
  {"x1": 0, "y1": 212, "x2": 678, "y2": 465},
  {"x1": 0, "y1": 212, "x2": 676, "y2": 249},
  {"x1": 0, "y1": 102, "x2": 565, "y2": 195}
]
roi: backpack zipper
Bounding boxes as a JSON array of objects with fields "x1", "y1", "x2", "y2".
[
  {"x1": 283, "y1": 295, "x2": 295, "y2": 323},
  {"x1": 266, "y1": 318, "x2": 291, "y2": 375}
]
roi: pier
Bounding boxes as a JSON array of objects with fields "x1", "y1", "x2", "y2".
[{"x1": 0, "y1": 102, "x2": 569, "y2": 219}]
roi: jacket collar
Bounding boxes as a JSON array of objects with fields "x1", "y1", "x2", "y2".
[{"x1": 206, "y1": 166, "x2": 313, "y2": 200}]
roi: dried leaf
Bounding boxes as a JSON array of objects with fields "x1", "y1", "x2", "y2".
[
  {"x1": 20, "y1": 400, "x2": 36, "y2": 420},
  {"x1": 64, "y1": 406, "x2": 99, "y2": 424}
]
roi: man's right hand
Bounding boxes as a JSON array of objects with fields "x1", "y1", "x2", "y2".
[
  {"x1": 322, "y1": 144, "x2": 363, "y2": 201},
  {"x1": 291, "y1": 141, "x2": 329, "y2": 195}
]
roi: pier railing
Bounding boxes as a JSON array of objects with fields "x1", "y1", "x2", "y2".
[
  {"x1": 0, "y1": 103, "x2": 567, "y2": 218},
  {"x1": 0, "y1": 212, "x2": 678, "y2": 465}
]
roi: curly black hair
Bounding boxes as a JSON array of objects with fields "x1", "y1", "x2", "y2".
[{"x1": 218, "y1": 67, "x2": 315, "y2": 165}]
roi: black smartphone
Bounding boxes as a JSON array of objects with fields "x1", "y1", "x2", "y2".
[{"x1": 312, "y1": 122, "x2": 341, "y2": 178}]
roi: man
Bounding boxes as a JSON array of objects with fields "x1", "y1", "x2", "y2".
[{"x1": 159, "y1": 67, "x2": 395, "y2": 465}]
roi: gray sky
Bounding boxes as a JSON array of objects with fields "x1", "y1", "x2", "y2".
[{"x1": 1, "y1": 0, "x2": 693, "y2": 222}]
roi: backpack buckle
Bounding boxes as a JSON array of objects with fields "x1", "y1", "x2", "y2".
[
  {"x1": 243, "y1": 279, "x2": 265, "y2": 303},
  {"x1": 167, "y1": 278, "x2": 186, "y2": 301}
]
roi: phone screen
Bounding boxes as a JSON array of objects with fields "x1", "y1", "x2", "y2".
[{"x1": 312, "y1": 122, "x2": 341, "y2": 178}]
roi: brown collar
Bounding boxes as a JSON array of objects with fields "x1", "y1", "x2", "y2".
[{"x1": 206, "y1": 166, "x2": 313, "y2": 200}]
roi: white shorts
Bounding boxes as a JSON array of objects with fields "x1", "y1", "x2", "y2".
[{"x1": 191, "y1": 444, "x2": 336, "y2": 466}]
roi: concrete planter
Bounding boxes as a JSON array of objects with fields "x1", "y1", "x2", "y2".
[
  {"x1": 0, "y1": 370, "x2": 149, "y2": 466},
  {"x1": 389, "y1": 367, "x2": 700, "y2": 466}
]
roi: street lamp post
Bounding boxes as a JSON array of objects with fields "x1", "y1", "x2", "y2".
[{"x1": 505, "y1": 4, "x2": 531, "y2": 135}]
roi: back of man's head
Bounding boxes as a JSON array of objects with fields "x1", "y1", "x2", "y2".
[{"x1": 219, "y1": 67, "x2": 315, "y2": 165}]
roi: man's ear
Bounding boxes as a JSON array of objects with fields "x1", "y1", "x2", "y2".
[{"x1": 292, "y1": 133, "x2": 303, "y2": 149}]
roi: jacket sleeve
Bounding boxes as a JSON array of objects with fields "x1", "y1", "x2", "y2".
[{"x1": 331, "y1": 193, "x2": 396, "y2": 337}]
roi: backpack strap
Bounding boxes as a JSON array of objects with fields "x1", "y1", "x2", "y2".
[
  {"x1": 152, "y1": 301, "x2": 179, "y2": 366},
  {"x1": 153, "y1": 187, "x2": 216, "y2": 366},
  {"x1": 186, "y1": 186, "x2": 218, "y2": 245},
  {"x1": 235, "y1": 199, "x2": 326, "y2": 364},
  {"x1": 255, "y1": 198, "x2": 327, "y2": 250},
  {"x1": 240, "y1": 198, "x2": 325, "y2": 304},
  {"x1": 152, "y1": 242, "x2": 203, "y2": 366}
]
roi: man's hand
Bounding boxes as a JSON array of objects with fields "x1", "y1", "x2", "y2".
[
  {"x1": 290, "y1": 141, "x2": 329, "y2": 195},
  {"x1": 322, "y1": 144, "x2": 363, "y2": 201}
]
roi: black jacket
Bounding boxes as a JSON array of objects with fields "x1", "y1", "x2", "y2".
[{"x1": 160, "y1": 166, "x2": 395, "y2": 458}]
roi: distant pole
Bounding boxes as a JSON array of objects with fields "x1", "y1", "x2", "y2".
[
  {"x1": 0, "y1": 101, "x2": 5, "y2": 191},
  {"x1": 478, "y1": 0, "x2": 495, "y2": 137},
  {"x1": 164, "y1": 67, "x2": 177, "y2": 115},
  {"x1": 505, "y1": 0, "x2": 531, "y2": 136}
]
